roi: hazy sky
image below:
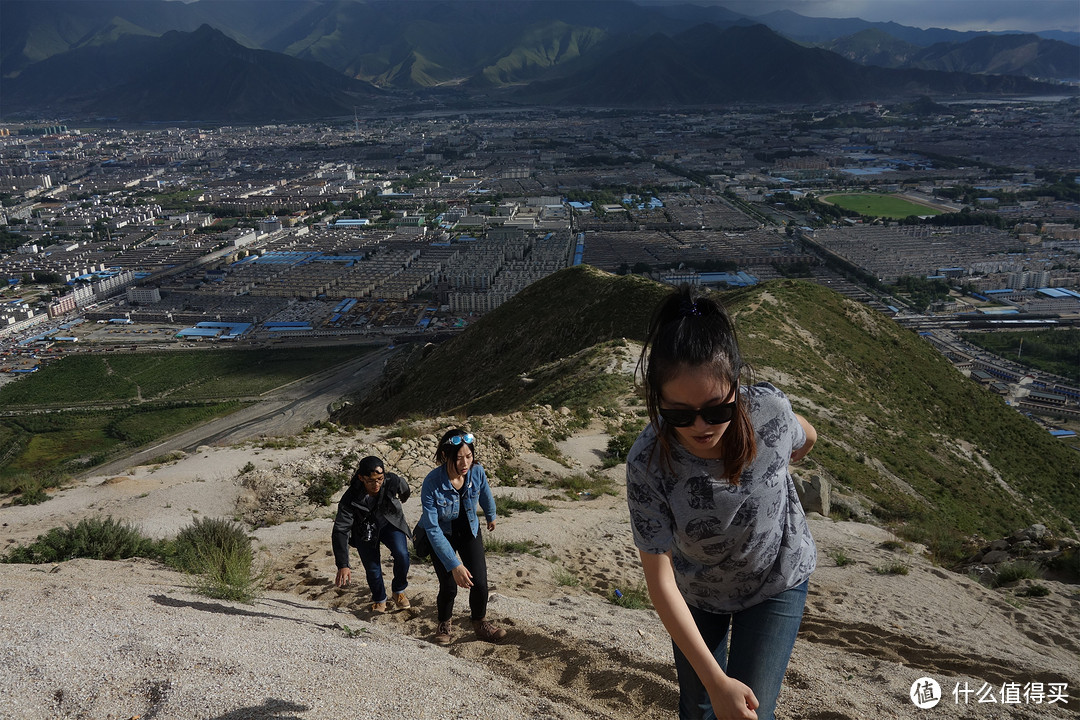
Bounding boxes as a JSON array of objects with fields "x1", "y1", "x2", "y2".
[{"x1": 717, "y1": 0, "x2": 1080, "y2": 33}]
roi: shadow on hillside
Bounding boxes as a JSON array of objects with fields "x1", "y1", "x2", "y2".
[
  {"x1": 205, "y1": 699, "x2": 308, "y2": 720},
  {"x1": 149, "y1": 593, "x2": 337, "y2": 630}
]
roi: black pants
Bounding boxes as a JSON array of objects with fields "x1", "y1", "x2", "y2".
[{"x1": 432, "y1": 526, "x2": 488, "y2": 622}]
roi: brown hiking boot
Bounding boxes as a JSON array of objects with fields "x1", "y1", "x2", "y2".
[
  {"x1": 370, "y1": 601, "x2": 387, "y2": 613},
  {"x1": 472, "y1": 618, "x2": 506, "y2": 643},
  {"x1": 433, "y1": 619, "x2": 453, "y2": 645},
  {"x1": 392, "y1": 592, "x2": 410, "y2": 609}
]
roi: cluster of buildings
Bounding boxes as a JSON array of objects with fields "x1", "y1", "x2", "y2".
[{"x1": 0, "y1": 100, "x2": 1076, "y2": 355}]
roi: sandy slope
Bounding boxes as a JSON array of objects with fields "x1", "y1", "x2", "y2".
[{"x1": 2, "y1": 424, "x2": 1078, "y2": 720}]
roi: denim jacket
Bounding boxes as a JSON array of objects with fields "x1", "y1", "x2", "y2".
[{"x1": 418, "y1": 463, "x2": 496, "y2": 572}]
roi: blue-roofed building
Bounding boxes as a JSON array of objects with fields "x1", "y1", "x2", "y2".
[
  {"x1": 264, "y1": 321, "x2": 313, "y2": 332},
  {"x1": 176, "y1": 322, "x2": 252, "y2": 340},
  {"x1": 1038, "y1": 287, "x2": 1080, "y2": 300},
  {"x1": 700, "y1": 271, "x2": 759, "y2": 287},
  {"x1": 175, "y1": 328, "x2": 224, "y2": 339}
]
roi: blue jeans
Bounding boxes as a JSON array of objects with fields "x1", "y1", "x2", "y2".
[
  {"x1": 673, "y1": 580, "x2": 808, "y2": 720},
  {"x1": 356, "y1": 524, "x2": 410, "y2": 603}
]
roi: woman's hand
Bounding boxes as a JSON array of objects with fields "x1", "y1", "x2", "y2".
[
  {"x1": 639, "y1": 550, "x2": 758, "y2": 720},
  {"x1": 487, "y1": 520, "x2": 496, "y2": 532},
  {"x1": 451, "y1": 564, "x2": 473, "y2": 588},
  {"x1": 706, "y1": 675, "x2": 759, "y2": 720},
  {"x1": 334, "y1": 568, "x2": 351, "y2": 587}
]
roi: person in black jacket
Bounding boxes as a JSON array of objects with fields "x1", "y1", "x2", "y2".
[{"x1": 332, "y1": 455, "x2": 412, "y2": 612}]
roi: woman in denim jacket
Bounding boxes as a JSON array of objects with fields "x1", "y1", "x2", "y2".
[{"x1": 419, "y1": 428, "x2": 507, "y2": 646}]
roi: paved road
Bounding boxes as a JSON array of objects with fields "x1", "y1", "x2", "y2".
[{"x1": 86, "y1": 346, "x2": 395, "y2": 477}]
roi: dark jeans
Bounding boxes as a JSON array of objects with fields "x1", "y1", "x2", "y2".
[
  {"x1": 431, "y1": 526, "x2": 488, "y2": 622},
  {"x1": 673, "y1": 580, "x2": 808, "y2": 720},
  {"x1": 356, "y1": 524, "x2": 410, "y2": 604}
]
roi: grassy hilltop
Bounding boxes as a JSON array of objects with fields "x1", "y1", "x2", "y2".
[
  {"x1": 341, "y1": 265, "x2": 669, "y2": 423},
  {"x1": 336, "y1": 265, "x2": 1080, "y2": 553}
]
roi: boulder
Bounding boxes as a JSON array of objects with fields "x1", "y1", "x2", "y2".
[{"x1": 794, "y1": 473, "x2": 830, "y2": 517}]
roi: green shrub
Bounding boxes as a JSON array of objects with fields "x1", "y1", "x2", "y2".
[
  {"x1": 492, "y1": 462, "x2": 521, "y2": 486},
  {"x1": 141, "y1": 451, "x2": 186, "y2": 466},
  {"x1": 609, "y1": 583, "x2": 651, "y2": 609},
  {"x1": 828, "y1": 549, "x2": 855, "y2": 567},
  {"x1": 603, "y1": 418, "x2": 647, "y2": 468},
  {"x1": 552, "y1": 472, "x2": 617, "y2": 499},
  {"x1": 829, "y1": 505, "x2": 856, "y2": 522},
  {"x1": 384, "y1": 423, "x2": 421, "y2": 441},
  {"x1": 257, "y1": 437, "x2": 302, "y2": 450},
  {"x1": 532, "y1": 437, "x2": 568, "y2": 465},
  {"x1": 875, "y1": 562, "x2": 910, "y2": 576},
  {"x1": 1017, "y1": 584, "x2": 1050, "y2": 598},
  {"x1": 304, "y1": 469, "x2": 348, "y2": 506},
  {"x1": 171, "y1": 517, "x2": 263, "y2": 603},
  {"x1": 872, "y1": 495, "x2": 926, "y2": 523},
  {"x1": 993, "y1": 560, "x2": 1041, "y2": 587},
  {"x1": 1048, "y1": 546, "x2": 1079, "y2": 582},
  {"x1": 3, "y1": 516, "x2": 157, "y2": 564},
  {"x1": 13, "y1": 483, "x2": 49, "y2": 506},
  {"x1": 194, "y1": 543, "x2": 264, "y2": 603},
  {"x1": 483, "y1": 537, "x2": 544, "y2": 556},
  {"x1": 553, "y1": 566, "x2": 580, "y2": 587},
  {"x1": 896, "y1": 522, "x2": 967, "y2": 566},
  {"x1": 494, "y1": 496, "x2": 551, "y2": 517},
  {"x1": 171, "y1": 516, "x2": 252, "y2": 574}
]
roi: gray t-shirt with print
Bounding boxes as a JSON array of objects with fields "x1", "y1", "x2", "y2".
[{"x1": 626, "y1": 382, "x2": 816, "y2": 614}]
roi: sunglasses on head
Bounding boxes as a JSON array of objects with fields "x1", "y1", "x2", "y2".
[
  {"x1": 444, "y1": 433, "x2": 475, "y2": 447},
  {"x1": 658, "y1": 401, "x2": 737, "y2": 428}
]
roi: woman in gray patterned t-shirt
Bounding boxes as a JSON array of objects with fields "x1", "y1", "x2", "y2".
[{"x1": 627, "y1": 287, "x2": 817, "y2": 720}]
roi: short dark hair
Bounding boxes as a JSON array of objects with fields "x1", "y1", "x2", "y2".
[
  {"x1": 434, "y1": 427, "x2": 475, "y2": 465},
  {"x1": 638, "y1": 286, "x2": 756, "y2": 484},
  {"x1": 352, "y1": 455, "x2": 384, "y2": 482}
]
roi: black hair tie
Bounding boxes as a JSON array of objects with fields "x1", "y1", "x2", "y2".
[{"x1": 679, "y1": 298, "x2": 701, "y2": 317}]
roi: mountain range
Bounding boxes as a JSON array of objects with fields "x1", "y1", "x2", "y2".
[
  {"x1": 824, "y1": 29, "x2": 1079, "y2": 81},
  {"x1": 2, "y1": 24, "x2": 383, "y2": 123},
  {"x1": 0, "y1": 0, "x2": 1075, "y2": 121},
  {"x1": 516, "y1": 24, "x2": 1061, "y2": 107}
]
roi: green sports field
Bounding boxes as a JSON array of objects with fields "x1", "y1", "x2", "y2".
[{"x1": 823, "y1": 193, "x2": 942, "y2": 219}]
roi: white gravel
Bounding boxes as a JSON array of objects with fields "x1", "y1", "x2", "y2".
[{"x1": 0, "y1": 559, "x2": 574, "y2": 720}]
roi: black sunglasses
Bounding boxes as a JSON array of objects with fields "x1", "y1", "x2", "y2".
[{"x1": 658, "y1": 401, "x2": 737, "y2": 428}]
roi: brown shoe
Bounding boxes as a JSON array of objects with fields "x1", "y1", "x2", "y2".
[
  {"x1": 393, "y1": 592, "x2": 410, "y2": 609},
  {"x1": 434, "y1": 619, "x2": 453, "y2": 645},
  {"x1": 370, "y1": 601, "x2": 387, "y2": 613},
  {"x1": 472, "y1": 618, "x2": 506, "y2": 643}
]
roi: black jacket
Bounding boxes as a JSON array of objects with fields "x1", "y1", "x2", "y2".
[{"x1": 331, "y1": 472, "x2": 411, "y2": 569}]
